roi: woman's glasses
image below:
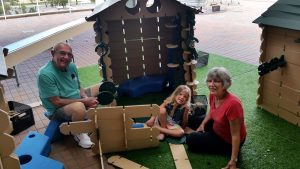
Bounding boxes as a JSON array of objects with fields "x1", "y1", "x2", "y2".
[{"x1": 206, "y1": 79, "x2": 222, "y2": 84}]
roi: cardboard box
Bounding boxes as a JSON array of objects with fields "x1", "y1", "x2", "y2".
[
  {"x1": 196, "y1": 51, "x2": 209, "y2": 68},
  {"x1": 212, "y1": 5, "x2": 220, "y2": 12},
  {"x1": 8, "y1": 101, "x2": 35, "y2": 135}
]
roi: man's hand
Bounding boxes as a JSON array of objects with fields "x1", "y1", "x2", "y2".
[{"x1": 82, "y1": 97, "x2": 98, "y2": 108}]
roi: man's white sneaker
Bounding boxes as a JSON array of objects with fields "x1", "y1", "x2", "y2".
[{"x1": 74, "y1": 133, "x2": 94, "y2": 149}]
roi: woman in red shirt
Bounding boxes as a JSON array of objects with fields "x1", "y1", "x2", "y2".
[{"x1": 186, "y1": 67, "x2": 246, "y2": 169}]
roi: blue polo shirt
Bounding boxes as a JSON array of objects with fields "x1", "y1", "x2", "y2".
[{"x1": 37, "y1": 61, "x2": 81, "y2": 115}]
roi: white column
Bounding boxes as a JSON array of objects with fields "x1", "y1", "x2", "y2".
[
  {"x1": 1, "y1": 0, "x2": 6, "y2": 19},
  {"x1": 36, "y1": 0, "x2": 40, "y2": 16},
  {"x1": 68, "y1": 0, "x2": 71, "y2": 13}
]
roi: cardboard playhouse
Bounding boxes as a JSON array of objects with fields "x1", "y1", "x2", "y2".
[
  {"x1": 253, "y1": 0, "x2": 300, "y2": 127},
  {"x1": 85, "y1": 0, "x2": 201, "y2": 96}
]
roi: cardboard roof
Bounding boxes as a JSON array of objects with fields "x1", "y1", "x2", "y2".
[
  {"x1": 86, "y1": 0, "x2": 200, "y2": 21},
  {"x1": 253, "y1": 0, "x2": 300, "y2": 31}
]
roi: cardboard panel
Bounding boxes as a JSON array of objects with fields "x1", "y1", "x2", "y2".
[
  {"x1": 0, "y1": 133, "x2": 15, "y2": 156},
  {"x1": 107, "y1": 20, "x2": 124, "y2": 34},
  {"x1": 262, "y1": 68, "x2": 283, "y2": 82},
  {"x1": 142, "y1": 18, "x2": 161, "y2": 38},
  {"x1": 279, "y1": 86, "x2": 300, "y2": 102},
  {"x1": 127, "y1": 61, "x2": 144, "y2": 78},
  {"x1": 261, "y1": 89, "x2": 279, "y2": 110},
  {"x1": 124, "y1": 104, "x2": 159, "y2": 118},
  {"x1": 282, "y1": 63, "x2": 300, "y2": 90},
  {"x1": 109, "y1": 41, "x2": 126, "y2": 51},
  {"x1": 124, "y1": 19, "x2": 142, "y2": 40},
  {"x1": 284, "y1": 50, "x2": 300, "y2": 66},
  {"x1": 97, "y1": 107, "x2": 124, "y2": 120},
  {"x1": 277, "y1": 108, "x2": 299, "y2": 126},
  {"x1": 100, "y1": 129, "x2": 125, "y2": 143},
  {"x1": 126, "y1": 128, "x2": 159, "y2": 140},
  {"x1": 98, "y1": 119, "x2": 125, "y2": 131},
  {"x1": 1, "y1": 155, "x2": 20, "y2": 169},
  {"x1": 284, "y1": 36, "x2": 300, "y2": 53},
  {"x1": 278, "y1": 97, "x2": 299, "y2": 116},
  {"x1": 108, "y1": 155, "x2": 149, "y2": 169},
  {"x1": 285, "y1": 28, "x2": 300, "y2": 53},
  {"x1": 143, "y1": 40, "x2": 163, "y2": 75},
  {"x1": 169, "y1": 143, "x2": 192, "y2": 169},
  {"x1": 264, "y1": 45, "x2": 284, "y2": 63},
  {"x1": 108, "y1": 31, "x2": 124, "y2": 44},
  {"x1": 109, "y1": 52, "x2": 128, "y2": 84},
  {"x1": 258, "y1": 104, "x2": 279, "y2": 116},
  {"x1": 0, "y1": 87, "x2": 9, "y2": 113},
  {"x1": 60, "y1": 121, "x2": 94, "y2": 135},
  {"x1": 102, "y1": 142, "x2": 126, "y2": 153},
  {"x1": 126, "y1": 40, "x2": 143, "y2": 53},
  {"x1": 0, "y1": 110, "x2": 12, "y2": 133},
  {"x1": 267, "y1": 26, "x2": 286, "y2": 36},
  {"x1": 261, "y1": 79, "x2": 280, "y2": 93},
  {"x1": 265, "y1": 34, "x2": 285, "y2": 52}
]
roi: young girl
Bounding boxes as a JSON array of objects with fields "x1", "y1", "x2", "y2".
[{"x1": 146, "y1": 85, "x2": 191, "y2": 140}]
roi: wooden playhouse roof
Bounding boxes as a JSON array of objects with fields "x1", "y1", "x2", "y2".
[
  {"x1": 85, "y1": 0, "x2": 199, "y2": 21},
  {"x1": 253, "y1": 0, "x2": 300, "y2": 31}
]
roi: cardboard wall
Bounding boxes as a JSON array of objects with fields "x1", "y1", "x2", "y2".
[{"x1": 257, "y1": 26, "x2": 300, "y2": 126}]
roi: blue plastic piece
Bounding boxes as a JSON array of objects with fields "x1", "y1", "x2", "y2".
[
  {"x1": 132, "y1": 123, "x2": 144, "y2": 128},
  {"x1": 16, "y1": 131, "x2": 51, "y2": 156},
  {"x1": 44, "y1": 112, "x2": 66, "y2": 143},
  {"x1": 118, "y1": 75, "x2": 166, "y2": 98},
  {"x1": 16, "y1": 131, "x2": 65, "y2": 169},
  {"x1": 44, "y1": 120, "x2": 65, "y2": 143},
  {"x1": 19, "y1": 154, "x2": 64, "y2": 169}
]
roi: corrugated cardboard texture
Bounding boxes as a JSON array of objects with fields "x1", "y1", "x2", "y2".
[
  {"x1": 258, "y1": 26, "x2": 300, "y2": 126},
  {"x1": 91, "y1": 0, "x2": 196, "y2": 85}
]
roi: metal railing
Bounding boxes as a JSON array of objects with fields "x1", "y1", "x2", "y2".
[{"x1": 0, "y1": 0, "x2": 96, "y2": 19}]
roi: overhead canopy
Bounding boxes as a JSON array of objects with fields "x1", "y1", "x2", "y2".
[
  {"x1": 253, "y1": 0, "x2": 300, "y2": 31},
  {"x1": 4, "y1": 18, "x2": 93, "y2": 68}
]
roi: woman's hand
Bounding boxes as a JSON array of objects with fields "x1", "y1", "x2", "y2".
[
  {"x1": 221, "y1": 159, "x2": 238, "y2": 169},
  {"x1": 196, "y1": 123, "x2": 205, "y2": 132}
]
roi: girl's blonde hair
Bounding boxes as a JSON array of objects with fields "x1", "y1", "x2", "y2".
[{"x1": 164, "y1": 85, "x2": 192, "y2": 108}]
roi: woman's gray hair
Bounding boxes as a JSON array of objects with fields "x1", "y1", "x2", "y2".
[{"x1": 205, "y1": 67, "x2": 232, "y2": 89}]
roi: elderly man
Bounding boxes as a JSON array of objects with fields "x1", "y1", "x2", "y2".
[{"x1": 37, "y1": 42, "x2": 98, "y2": 148}]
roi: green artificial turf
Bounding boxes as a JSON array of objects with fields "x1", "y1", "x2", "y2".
[
  {"x1": 77, "y1": 64, "x2": 101, "y2": 88},
  {"x1": 78, "y1": 54, "x2": 300, "y2": 169}
]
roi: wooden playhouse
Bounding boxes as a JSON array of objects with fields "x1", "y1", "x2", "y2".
[
  {"x1": 85, "y1": 0, "x2": 201, "y2": 97},
  {"x1": 253, "y1": 0, "x2": 300, "y2": 127}
]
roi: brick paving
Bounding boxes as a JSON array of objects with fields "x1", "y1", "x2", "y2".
[{"x1": 0, "y1": 1, "x2": 276, "y2": 169}]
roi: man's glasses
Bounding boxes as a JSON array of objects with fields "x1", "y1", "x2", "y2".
[{"x1": 56, "y1": 51, "x2": 73, "y2": 58}]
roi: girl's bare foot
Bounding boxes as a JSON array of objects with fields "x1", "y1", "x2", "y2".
[
  {"x1": 157, "y1": 133, "x2": 165, "y2": 141},
  {"x1": 146, "y1": 119, "x2": 154, "y2": 127}
]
